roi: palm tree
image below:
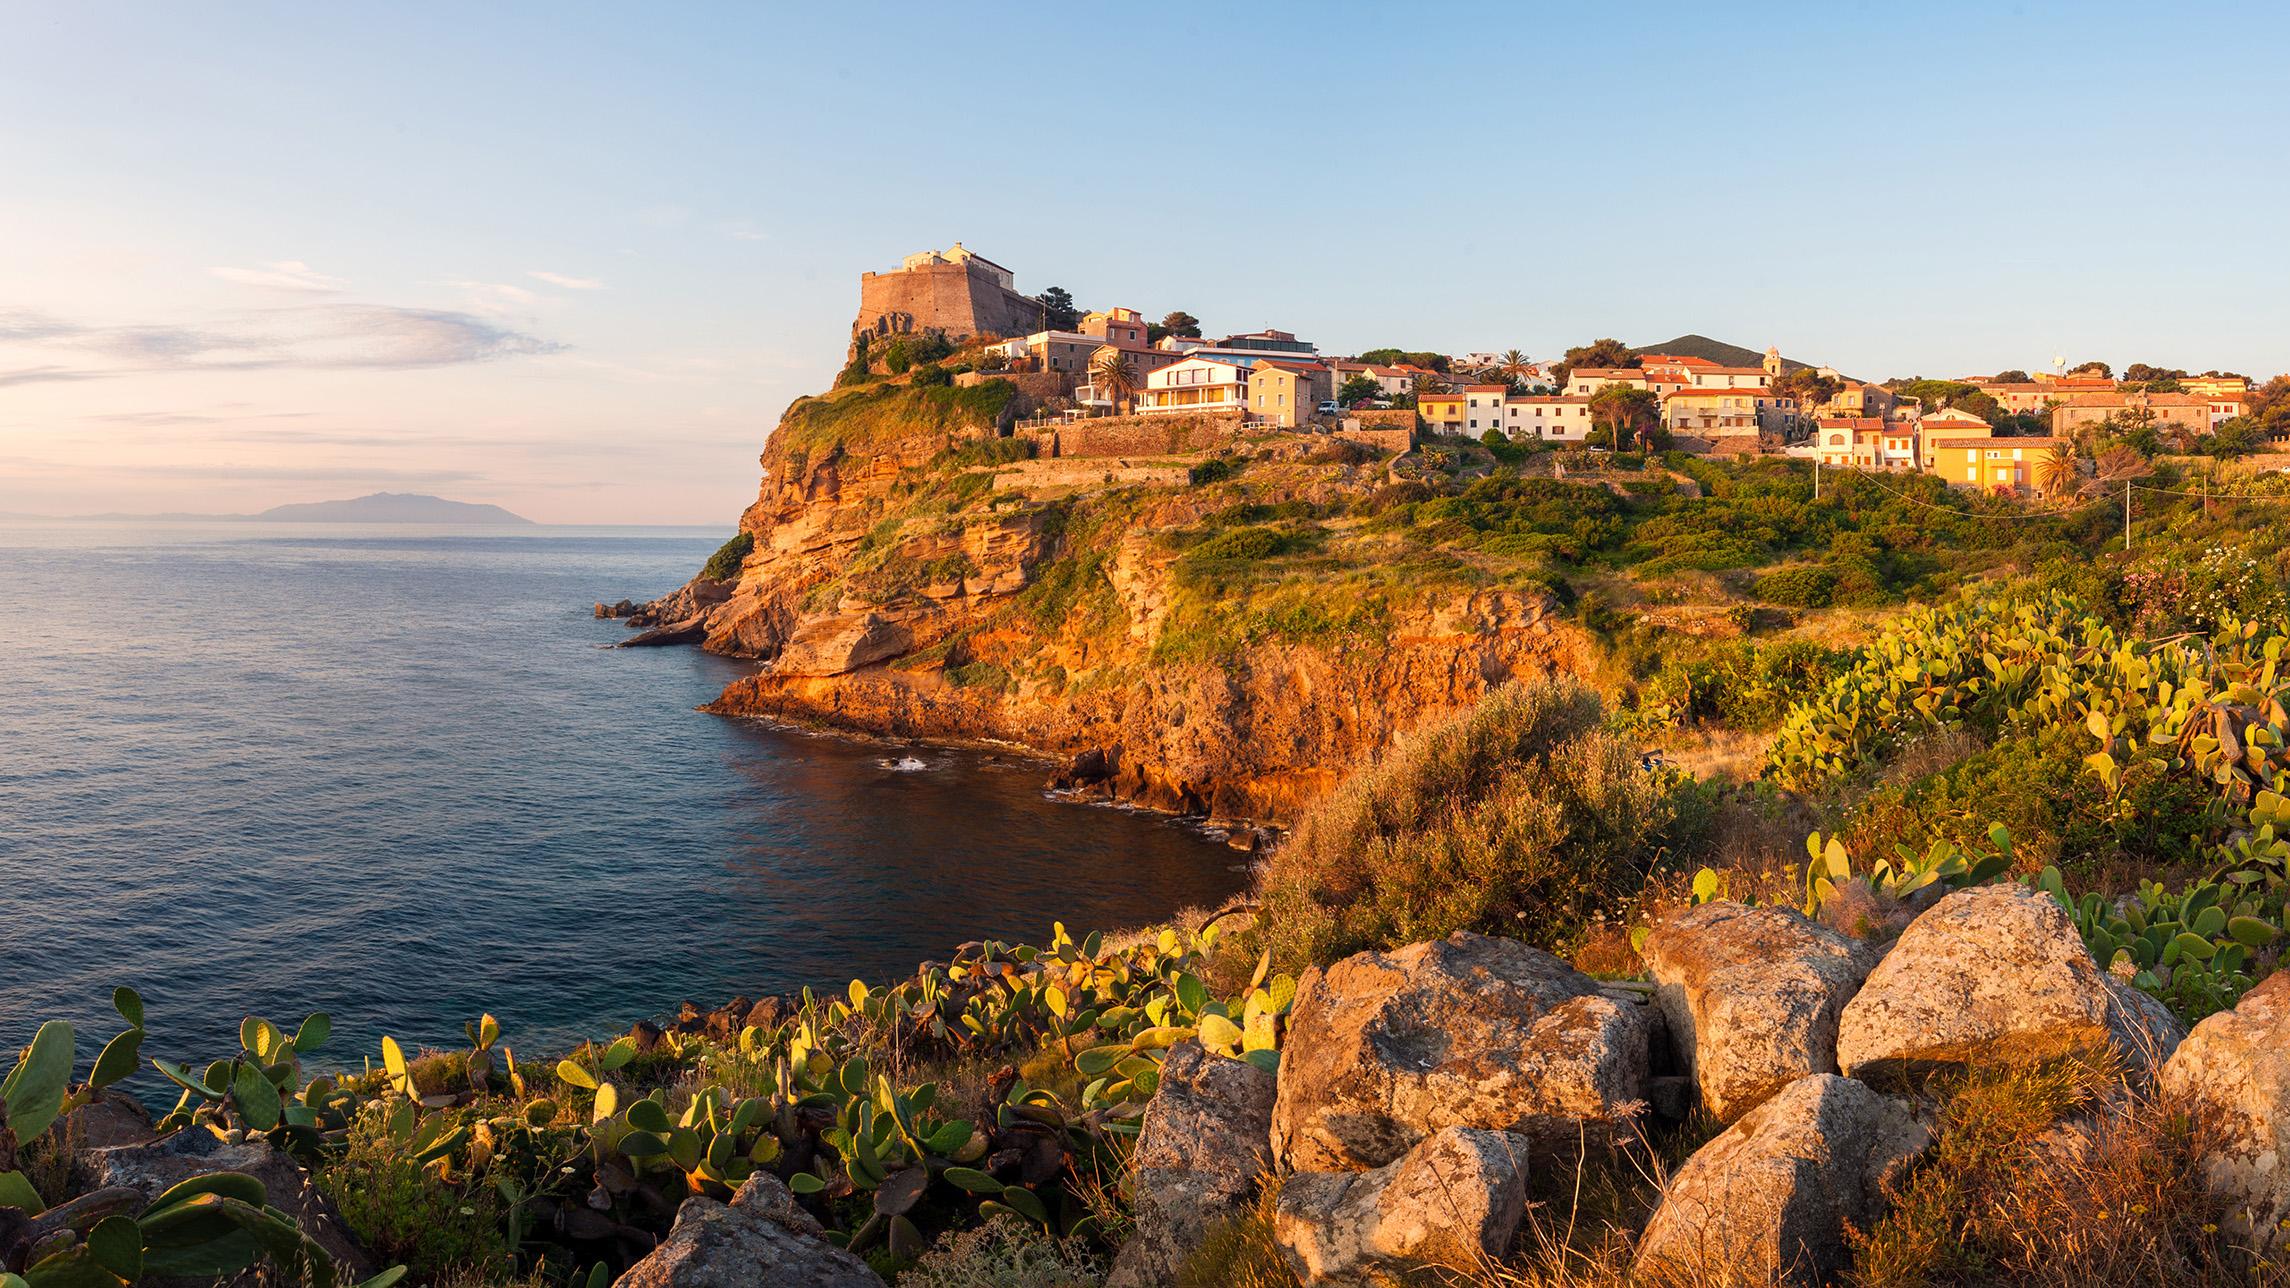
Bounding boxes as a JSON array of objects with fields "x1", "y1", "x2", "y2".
[
  {"x1": 2035, "y1": 441, "x2": 2078, "y2": 497},
  {"x1": 1497, "y1": 348, "x2": 1534, "y2": 386},
  {"x1": 1088, "y1": 346, "x2": 1140, "y2": 414}
]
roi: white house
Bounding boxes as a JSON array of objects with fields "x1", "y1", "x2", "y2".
[
  {"x1": 1503, "y1": 395, "x2": 1594, "y2": 443},
  {"x1": 1137, "y1": 356, "x2": 1248, "y2": 414}
]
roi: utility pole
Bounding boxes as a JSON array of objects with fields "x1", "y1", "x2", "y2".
[
  {"x1": 1813, "y1": 457, "x2": 1821, "y2": 501},
  {"x1": 2123, "y1": 478, "x2": 2132, "y2": 550}
]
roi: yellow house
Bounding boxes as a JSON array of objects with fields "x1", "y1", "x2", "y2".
[
  {"x1": 1246, "y1": 361, "x2": 1330, "y2": 429},
  {"x1": 1418, "y1": 392, "x2": 1467, "y2": 434},
  {"x1": 1665, "y1": 388, "x2": 1767, "y2": 434},
  {"x1": 1928, "y1": 436, "x2": 2068, "y2": 495}
]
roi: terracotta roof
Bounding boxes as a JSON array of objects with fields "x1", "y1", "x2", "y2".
[
  {"x1": 1570, "y1": 368, "x2": 1644, "y2": 378},
  {"x1": 2055, "y1": 392, "x2": 2208, "y2": 408},
  {"x1": 1507, "y1": 395, "x2": 1591, "y2": 405},
  {"x1": 1461, "y1": 384, "x2": 1509, "y2": 393},
  {"x1": 1817, "y1": 417, "x2": 1886, "y2": 429}
]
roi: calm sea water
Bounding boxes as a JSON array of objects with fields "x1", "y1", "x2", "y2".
[{"x1": 0, "y1": 521, "x2": 1246, "y2": 1065}]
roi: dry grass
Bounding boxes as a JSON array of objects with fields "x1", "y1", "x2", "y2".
[
  {"x1": 1176, "y1": 1182, "x2": 1303, "y2": 1288},
  {"x1": 1851, "y1": 1056, "x2": 2286, "y2": 1287},
  {"x1": 1255, "y1": 677, "x2": 1684, "y2": 969}
]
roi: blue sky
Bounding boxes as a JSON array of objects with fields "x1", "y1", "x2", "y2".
[{"x1": 3, "y1": 1, "x2": 2284, "y2": 522}]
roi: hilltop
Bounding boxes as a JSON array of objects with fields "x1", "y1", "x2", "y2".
[
  {"x1": 1631, "y1": 332, "x2": 1812, "y2": 372},
  {"x1": 251, "y1": 492, "x2": 535, "y2": 524}
]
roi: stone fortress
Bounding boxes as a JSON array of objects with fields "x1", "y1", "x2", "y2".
[{"x1": 851, "y1": 243, "x2": 1047, "y2": 354}]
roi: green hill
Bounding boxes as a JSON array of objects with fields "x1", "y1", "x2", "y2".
[{"x1": 1632, "y1": 333, "x2": 1810, "y2": 373}]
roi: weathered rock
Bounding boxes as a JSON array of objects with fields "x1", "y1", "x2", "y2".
[
  {"x1": 1274, "y1": 1126, "x2": 1528, "y2": 1285},
  {"x1": 2160, "y1": 972, "x2": 2290, "y2": 1249},
  {"x1": 615, "y1": 1172, "x2": 880, "y2": 1287},
  {"x1": 1272, "y1": 932, "x2": 1653, "y2": 1172},
  {"x1": 1106, "y1": 1041, "x2": 1277, "y2": 1288},
  {"x1": 1643, "y1": 900, "x2": 1876, "y2": 1122},
  {"x1": 89, "y1": 1130, "x2": 373, "y2": 1278},
  {"x1": 1633, "y1": 1074, "x2": 1928, "y2": 1287},
  {"x1": 52, "y1": 1089, "x2": 157, "y2": 1186},
  {"x1": 771, "y1": 611, "x2": 914, "y2": 676},
  {"x1": 1836, "y1": 884, "x2": 2185, "y2": 1085}
]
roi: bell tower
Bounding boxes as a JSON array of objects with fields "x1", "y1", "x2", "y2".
[{"x1": 1763, "y1": 344, "x2": 1784, "y2": 379}]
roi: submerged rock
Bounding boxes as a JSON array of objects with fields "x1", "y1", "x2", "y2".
[
  {"x1": 1642, "y1": 900, "x2": 1876, "y2": 1122},
  {"x1": 1106, "y1": 1041, "x2": 1277, "y2": 1288},
  {"x1": 1836, "y1": 884, "x2": 2184, "y2": 1086},
  {"x1": 2160, "y1": 972, "x2": 2290, "y2": 1250},
  {"x1": 1633, "y1": 1073, "x2": 1928, "y2": 1287},
  {"x1": 1274, "y1": 1126, "x2": 1530, "y2": 1285},
  {"x1": 1271, "y1": 932, "x2": 1653, "y2": 1172}
]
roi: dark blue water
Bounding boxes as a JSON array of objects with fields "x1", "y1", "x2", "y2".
[{"x1": 0, "y1": 521, "x2": 1246, "y2": 1064}]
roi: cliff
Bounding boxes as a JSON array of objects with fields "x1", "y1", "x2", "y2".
[{"x1": 634, "y1": 378, "x2": 1596, "y2": 823}]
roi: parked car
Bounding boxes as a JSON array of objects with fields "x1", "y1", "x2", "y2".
[{"x1": 1316, "y1": 400, "x2": 1340, "y2": 415}]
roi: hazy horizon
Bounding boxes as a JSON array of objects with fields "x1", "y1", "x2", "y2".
[{"x1": 5, "y1": 0, "x2": 2285, "y2": 523}]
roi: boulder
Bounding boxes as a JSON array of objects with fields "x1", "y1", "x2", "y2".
[
  {"x1": 616, "y1": 1172, "x2": 880, "y2": 1287},
  {"x1": 1107, "y1": 1041, "x2": 1277, "y2": 1288},
  {"x1": 1632, "y1": 1074, "x2": 1928, "y2": 1287},
  {"x1": 1835, "y1": 884, "x2": 2184, "y2": 1086},
  {"x1": 1272, "y1": 932, "x2": 1652, "y2": 1172},
  {"x1": 89, "y1": 1130, "x2": 373, "y2": 1277},
  {"x1": 1642, "y1": 900, "x2": 1876, "y2": 1122},
  {"x1": 1274, "y1": 1126, "x2": 1530, "y2": 1285},
  {"x1": 771, "y1": 611, "x2": 913, "y2": 676},
  {"x1": 2159, "y1": 972, "x2": 2290, "y2": 1250},
  {"x1": 53, "y1": 1089, "x2": 157, "y2": 1186}
]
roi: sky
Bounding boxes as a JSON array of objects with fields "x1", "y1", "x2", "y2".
[{"x1": 3, "y1": 2, "x2": 2285, "y2": 524}]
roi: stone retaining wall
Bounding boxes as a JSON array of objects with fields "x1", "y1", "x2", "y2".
[{"x1": 1044, "y1": 411, "x2": 1246, "y2": 460}]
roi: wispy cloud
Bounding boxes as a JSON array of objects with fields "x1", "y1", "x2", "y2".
[
  {"x1": 528, "y1": 270, "x2": 604, "y2": 290},
  {"x1": 208, "y1": 260, "x2": 348, "y2": 293},
  {"x1": 445, "y1": 279, "x2": 539, "y2": 314},
  {"x1": 718, "y1": 220, "x2": 768, "y2": 242},
  {"x1": 0, "y1": 304, "x2": 565, "y2": 384}
]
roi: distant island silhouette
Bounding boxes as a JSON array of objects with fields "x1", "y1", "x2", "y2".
[{"x1": 19, "y1": 492, "x2": 537, "y2": 524}]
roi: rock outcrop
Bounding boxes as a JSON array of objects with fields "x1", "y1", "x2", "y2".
[
  {"x1": 2160, "y1": 972, "x2": 2290, "y2": 1250},
  {"x1": 1107, "y1": 1041, "x2": 1278, "y2": 1288},
  {"x1": 1642, "y1": 900, "x2": 1876, "y2": 1122},
  {"x1": 88, "y1": 1130, "x2": 373, "y2": 1277},
  {"x1": 1633, "y1": 1074, "x2": 1929, "y2": 1287},
  {"x1": 616, "y1": 396, "x2": 1593, "y2": 822},
  {"x1": 1274, "y1": 1126, "x2": 1530, "y2": 1285},
  {"x1": 615, "y1": 1172, "x2": 882, "y2": 1287},
  {"x1": 1271, "y1": 933, "x2": 1653, "y2": 1172},
  {"x1": 1836, "y1": 885, "x2": 2185, "y2": 1085}
]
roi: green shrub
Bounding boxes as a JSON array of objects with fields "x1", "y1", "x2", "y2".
[
  {"x1": 701, "y1": 531, "x2": 754, "y2": 581},
  {"x1": 1189, "y1": 457, "x2": 1239, "y2": 486},
  {"x1": 911, "y1": 362, "x2": 951, "y2": 388},
  {"x1": 1256, "y1": 677, "x2": 1690, "y2": 967},
  {"x1": 1755, "y1": 565, "x2": 1836, "y2": 608},
  {"x1": 322, "y1": 1108, "x2": 514, "y2": 1279},
  {"x1": 1185, "y1": 525, "x2": 1289, "y2": 564}
]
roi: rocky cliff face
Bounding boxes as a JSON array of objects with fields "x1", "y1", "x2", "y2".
[{"x1": 641, "y1": 394, "x2": 1595, "y2": 823}]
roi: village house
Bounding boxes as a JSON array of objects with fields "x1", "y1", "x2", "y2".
[
  {"x1": 1814, "y1": 418, "x2": 1886, "y2": 468},
  {"x1": 1820, "y1": 381, "x2": 1896, "y2": 419},
  {"x1": 1078, "y1": 308, "x2": 1150, "y2": 347},
  {"x1": 2183, "y1": 374, "x2": 2252, "y2": 398},
  {"x1": 1566, "y1": 367, "x2": 1651, "y2": 397},
  {"x1": 1666, "y1": 387, "x2": 1784, "y2": 436},
  {"x1": 1928, "y1": 436, "x2": 2067, "y2": 496},
  {"x1": 1971, "y1": 376, "x2": 2115, "y2": 416},
  {"x1": 1246, "y1": 361, "x2": 1333, "y2": 429},
  {"x1": 1136, "y1": 356, "x2": 1248, "y2": 415},
  {"x1": 1418, "y1": 391, "x2": 1467, "y2": 434},
  {"x1": 1502, "y1": 395, "x2": 1593, "y2": 442},
  {"x1": 1462, "y1": 384, "x2": 1509, "y2": 435},
  {"x1": 1913, "y1": 408, "x2": 1993, "y2": 470},
  {"x1": 2050, "y1": 390, "x2": 2217, "y2": 438}
]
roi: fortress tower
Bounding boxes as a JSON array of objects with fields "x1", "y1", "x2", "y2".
[{"x1": 852, "y1": 243, "x2": 1045, "y2": 354}]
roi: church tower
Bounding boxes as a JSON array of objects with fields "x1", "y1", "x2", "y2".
[{"x1": 1763, "y1": 344, "x2": 1784, "y2": 379}]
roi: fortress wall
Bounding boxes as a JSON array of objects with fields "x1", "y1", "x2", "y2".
[{"x1": 855, "y1": 263, "x2": 1043, "y2": 349}]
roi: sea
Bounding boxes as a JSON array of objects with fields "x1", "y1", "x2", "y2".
[{"x1": 0, "y1": 521, "x2": 1248, "y2": 1067}]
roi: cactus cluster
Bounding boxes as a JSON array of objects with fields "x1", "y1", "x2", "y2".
[
  {"x1": 2039, "y1": 860, "x2": 2287, "y2": 1018},
  {"x1": 0, "y1": 990, "x2": 403, "y2": 1288}
]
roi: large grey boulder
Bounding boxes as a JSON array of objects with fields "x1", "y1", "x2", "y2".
[
  {"x1": 2160, "y1": 972, "x2": 2290, "y2": 1250},
  {"x1": 89, "y1": 1129, "x2": 374, "y2": 1277},
  {"x1": 1642, "y1": 900, "x2": 1876, "y2": 1123},
  {"x1": 1835, "y1": 884, "x2": 2184, "y2": 1085},
  {"x1": 1633, "y1": 1074, "x2": 1928, "y2": 1287},
  {"x1": 1272, "y1": 933, "x2": 1653, "y2": 1172},
  {"x1": 1274, "y1": 1126, "x2": 1529, "y2": 1285},
  {"x1": 616, "y1": 1172, "x2": 881, "y2": 1287},
  {"x1": 1107, "y1": 1041, "x2": 1277, "y2": 1288}
]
